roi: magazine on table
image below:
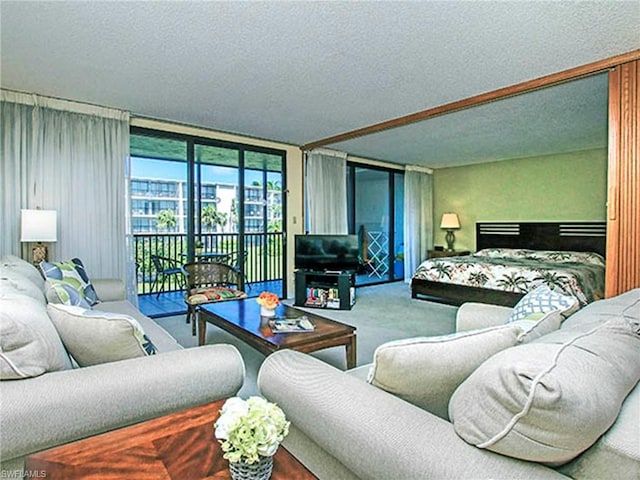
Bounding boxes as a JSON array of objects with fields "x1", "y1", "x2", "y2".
[{"x1": 269, "y1": 316, "x2": 315, "y2": 333}]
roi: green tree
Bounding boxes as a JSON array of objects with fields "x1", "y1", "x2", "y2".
[
  {"x1": 156, "y1": 209, "x2": 177, "y2": 231},
  {"x1": 201, "y1": 204, "x2": 227, "y2": 232}
]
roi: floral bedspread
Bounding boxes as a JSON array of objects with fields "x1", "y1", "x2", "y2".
[{"x1": 411, "y1": 249, "x2": 605, "y2": 305}]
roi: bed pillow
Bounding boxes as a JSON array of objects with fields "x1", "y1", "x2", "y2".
[
  {"x1": 449, "y1": 315, "x2": 640, "y2": 465},
  {"x1": 40, "y1": 258, "x2": 99, "y2": 306},
  {"x1": 46, "y1": 304, "x2": 157, "y2": 367},
  {"x1": 507, "y1": 284, "x2": 579, "y2": 323},
  {"x1": 367, "y1": 324, "x2": 523, "y2": 419}
]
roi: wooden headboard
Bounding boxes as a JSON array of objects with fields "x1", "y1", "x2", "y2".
[{"x1": 476, "y1": 222, "x2": 607, "y2": 257}]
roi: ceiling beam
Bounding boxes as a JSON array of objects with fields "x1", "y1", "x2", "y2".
[{"x1": 301, "y1": 49, "x2": 640, "y2": 152}]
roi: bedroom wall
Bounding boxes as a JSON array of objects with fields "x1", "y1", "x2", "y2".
[{"x1": 432, "y1": 148, "x2": 607, "y2": 252}]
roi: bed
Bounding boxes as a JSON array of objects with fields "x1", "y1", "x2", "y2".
[{"x1": 411, "y1": 222, "x2": 607, "y2": 306}]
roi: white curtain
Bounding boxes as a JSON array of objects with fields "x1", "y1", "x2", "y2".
[
  {"x1": 0, "y1": 90, "x2": 137, "y2": 304},
  {"x1": 305, "y1": 149, "x2": 348, "y2": 234},
  {"x1": 404, "y1": 166, "x2": 434, "y2": 282}
]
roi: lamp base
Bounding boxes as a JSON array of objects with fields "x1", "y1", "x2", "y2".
[
  {"x1": 445, "y1": 230, "x2": 456, "y2": 251},
  {"x1": 32, "y1": 244, "x2": 48, "y2": 266}
]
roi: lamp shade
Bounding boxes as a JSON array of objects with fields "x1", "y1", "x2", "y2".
[
  {"x1": 440, "y1": 213, "x2": 460, "y2": 230},
  {"x1": 20, "y1": 209, "x2": 57, "y2": 242}
]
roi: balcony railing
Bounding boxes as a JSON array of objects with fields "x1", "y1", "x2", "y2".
[{"x1": 134, "y1": 232, "x2": 284, "y2": 295}]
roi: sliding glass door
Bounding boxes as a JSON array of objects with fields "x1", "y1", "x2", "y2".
[
  {"x1": 130, "y1": 128, "x2": 286, "y2": 298},
  {"x1": 347, "y1": 164, "x2": 404, "y2": 286}
]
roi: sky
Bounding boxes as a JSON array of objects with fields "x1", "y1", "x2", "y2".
[{"x1": 131, "y1": 157, "x2": 263, "y2": 185}]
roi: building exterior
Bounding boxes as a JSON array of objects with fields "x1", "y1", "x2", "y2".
[{"x1": 130, "y1": 177, "x2": 282, "y2": 234}]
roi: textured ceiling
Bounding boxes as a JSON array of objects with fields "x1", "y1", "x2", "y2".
[{"x1": 1, "y1": 1, "x2": 639, "y2": 168}]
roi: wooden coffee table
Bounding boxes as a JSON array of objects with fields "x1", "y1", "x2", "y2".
[
  {"x1": 26, "y1": 399, "x2": 317, "y2": 479},
  {"x1": 199, "y1": 299, "x2": 357, "y2": 369}
]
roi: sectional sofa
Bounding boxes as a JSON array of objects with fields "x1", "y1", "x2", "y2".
[
  {"x1": 0, "y1": 255, "x2": 245, "y2": 475},
  {"x1": 259, "y1": 288, "x2": 640, "y2": 479}
]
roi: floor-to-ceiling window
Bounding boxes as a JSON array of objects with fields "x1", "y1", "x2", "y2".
[
  {"x1": 130, "y1": 128, "x2": 286, "y2": 301},
  {"x1": 347, "y1": 163, "x2": 404, "y2": 286}
]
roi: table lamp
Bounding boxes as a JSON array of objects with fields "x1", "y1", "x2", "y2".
[
  {"x1": 21, "y1": 209, "x2": 57, "y2": 265},
  {"x1": 440, "y1": 213, "x2": 460, "y2": 251}
]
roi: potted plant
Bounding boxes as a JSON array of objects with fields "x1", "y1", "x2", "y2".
[
  {"x1": 194, "y1": 239, "x2": 204, "y2": 254},
  {"x1": 214, "y1": 396, "x2": 290, "y2": 480}
]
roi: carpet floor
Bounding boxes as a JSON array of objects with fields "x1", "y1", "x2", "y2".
[{"x1": 154, "y1": 281, "x2": 458, "y2": 397}]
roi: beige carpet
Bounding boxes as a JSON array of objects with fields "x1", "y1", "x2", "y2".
[{"x1": 154, "y1": 281, "x2": 458, "y2": 397}]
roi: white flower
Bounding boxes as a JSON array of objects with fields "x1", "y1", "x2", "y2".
[{"x1": 214, "y1": 396, "x2": 290, "y2": 464}]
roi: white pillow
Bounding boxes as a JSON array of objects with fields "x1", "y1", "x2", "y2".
[
  {"x1": 449, "y1": 316, "x2": 640, "y2": 465},
  {"x1": 367, "y1": 324, "x2": 523, "y2": 419},
  {"x1": 511, "y1": 310, "x2": 564, "y2": 343},
  {"x1": 507, "y1": 285, "x2": 579, "y2": 323},
  {"x1": 0, "y1": 294, "x2": 72, "y2": 379},
  {"x1": 46, "y1": 304, "x2": 157, "y2": 367}
]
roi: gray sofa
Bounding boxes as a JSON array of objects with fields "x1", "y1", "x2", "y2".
[
  {"x1": 259, "y1": 288, "x2": 640, "y2": 480},
  {"x1": 0, "y1": 255, "x2": 245, "y2": 475}
]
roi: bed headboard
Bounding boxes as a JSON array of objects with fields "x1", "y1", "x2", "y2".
[{"x1": 476, "y1": 222, "x2": 607, "y2": 257}]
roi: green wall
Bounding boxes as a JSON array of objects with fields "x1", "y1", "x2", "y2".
[{"x1": 432, "y1": 148, "x2": 607, "y2": 251}]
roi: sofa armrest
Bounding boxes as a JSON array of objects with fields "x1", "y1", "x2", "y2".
[
  {"x1": 456, "y1": 302, "x2": 513, "y2": 332},
  {"x1": 258, "y1": 350, "x2": 565, "y2": 480},
  {"x1": 92, "y1": 278, "x2": 126, "y2": 302},
  {"x1": 1, "y1": 345, "x2": 244, "y2": 462}
]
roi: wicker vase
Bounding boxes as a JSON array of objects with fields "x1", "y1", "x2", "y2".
[{"x1": 229, "y1": 455, "x2": 273, "y2": 480}]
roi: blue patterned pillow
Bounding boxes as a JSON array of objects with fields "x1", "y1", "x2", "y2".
[
  {"x1": 40, "y1": 258, "x2": 99, "y2": 306},
  {"x1": 507, "y1": 285, "x2": 579, "y2": 323},
  {"x1": 46, "y1": 281, "x2": 92, "y2": 308}
]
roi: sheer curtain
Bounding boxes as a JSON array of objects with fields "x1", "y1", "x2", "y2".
[
  {"x1": 305, "y1": 149, "x2": 348, "y2": 234},
  {"x1": 0, "y1": 90, "x2": 137, "y2": 304},
  {"x1": 404, "y1": 166, "x2": 434, "y2": 282}
]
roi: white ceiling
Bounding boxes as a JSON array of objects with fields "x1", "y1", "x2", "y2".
[{"x1": 1, "y1": 1, "x2": 639, "y2": 168}]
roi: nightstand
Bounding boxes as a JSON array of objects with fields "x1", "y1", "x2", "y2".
[{"x1": 428, "y1": 249, "x2": 471, "y2": 259}]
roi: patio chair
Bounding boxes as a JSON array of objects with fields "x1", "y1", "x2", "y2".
[
  {"x1": 150, "y1": 254, "x2": 185, "y2": 298},
  {"x1": 183, "y1": 262, "x2": 248, "y2": 336}
]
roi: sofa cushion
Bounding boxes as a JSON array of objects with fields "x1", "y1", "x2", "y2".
[
  {"x1": 0, "y1": 275, "x2": 46, "y2": 304},
  {"x1": 368, "y1": 324, "x2": 523, "y2": 419},
  {"x1": 449, "y1": 314, "x2": 640, "y2": 465},
  {"x1": 40, "y1": 258, "x2": 99, "y2": 306},
  {"x1": 45, "y1": 281, "x2": 93, "y2": 308},
  {"x1": 0, "y1": 254, "x2": 45, "y2": 290},
  {"x1": 47, "y1": 303, "x2": 157, "y2": 367},
  {"x1": 507, "y1": 284, "x2": 579, "y2": 323},
  {"x1": 0, "y1": 293, "x2": 72, "y2": 379}
]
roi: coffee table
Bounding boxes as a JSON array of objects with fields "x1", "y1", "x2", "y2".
[
  {"x1": 26, "y1": 399, "x2": 317, "y2": 479},
  {"x1": 199, "y1": 299, "x2": 357, "y2": 369}
]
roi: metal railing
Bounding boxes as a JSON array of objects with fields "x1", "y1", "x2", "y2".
[{"x1": 134, "y1": 232, "x2": 284, "y2": 295}]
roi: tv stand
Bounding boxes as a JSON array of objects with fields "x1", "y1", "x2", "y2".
[{"x1": 294, "y1": 270, "x2": 356, "y2": 310}]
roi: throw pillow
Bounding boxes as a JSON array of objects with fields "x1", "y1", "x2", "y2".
[
  {"x1": 40, "y1": 258, "x2": 99, "y2": 306},
  {"x1": 507, "y1": 284, "x2": 579, "y2": 323},
  {"x1": 46, "y1": 304, "x2": 157, "y2": 367},
  {"x1": 45, "y1": 281, "x2": 92, "y2": 308},
  {"x1": 449, "y1": 315, "x2": 640, "y2": 465},
  {"x1": 367, "y1": 324, "x2": 523, "y2": 420},
  {"x1": 0, "y1": 294, "x2": 72, "y2": 379},
  {"x1": 511, "y1": 309, "x2": 564, "y2": 343}
]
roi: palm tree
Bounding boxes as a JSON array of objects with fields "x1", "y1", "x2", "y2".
[
  {"x1": 156, "y1": 209, "x2": 177, "y2": 231},
  {"x1": 201, "y1": 204, "x2": 227, "y2": 232}
]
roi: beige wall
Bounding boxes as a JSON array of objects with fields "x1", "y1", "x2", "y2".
[
  {"x1": 432, "y1": 148, "x2": 608, "y2": 252},
  {"x1": 131, "y1": 118, "x2": 304, "y2": 297}
]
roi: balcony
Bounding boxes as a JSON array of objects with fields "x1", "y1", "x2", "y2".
[{"x1": 135, "y1": 232, "x2": 284, "y2": 317}]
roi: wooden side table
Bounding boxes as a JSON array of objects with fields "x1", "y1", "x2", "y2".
[
  {"x1": 428, "y1": 249, "x2": 471, "y2": 258},
  {"x1": 26, "y1": 400, "x2": 317, "y2": 480}
]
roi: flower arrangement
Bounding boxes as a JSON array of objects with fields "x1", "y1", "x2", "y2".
[
  {"x1": 256, "y1": 291, "x2": 280, "y2": 310},
  {"x1": 214, "y1": 396, "x2": 290, "y2": 465}
]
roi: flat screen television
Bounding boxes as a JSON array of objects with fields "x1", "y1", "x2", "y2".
[{"x1": 295, "y1": 234, "x2": 360, "y2": 272}]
